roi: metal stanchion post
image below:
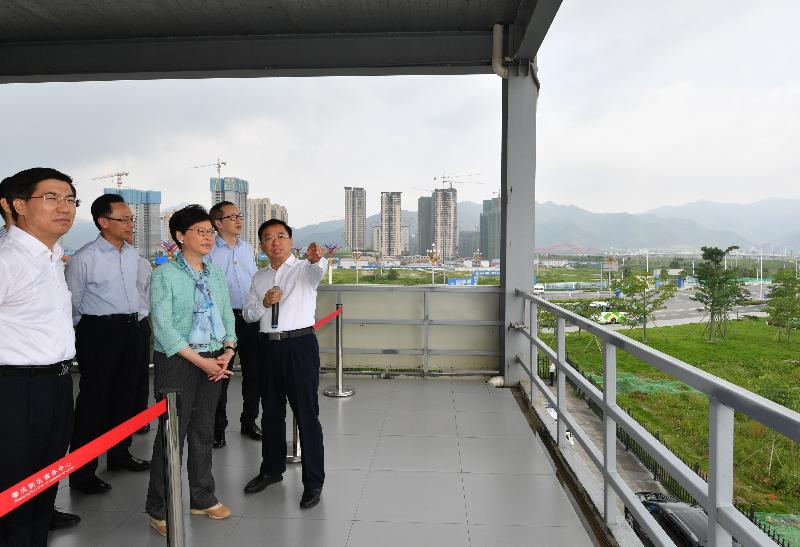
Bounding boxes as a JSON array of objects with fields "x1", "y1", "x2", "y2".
[
  {"x1": 161, "y1": 391, "x2": 185, "y2": 547},
  {"x1": 286, "y1": 413, "x2": 302, "y2": 464},
  {"x1": 324, "y1": 304, "x2": 354, "y2": 397}
]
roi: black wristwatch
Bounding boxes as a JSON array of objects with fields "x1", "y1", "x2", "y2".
[{"x1": 224, "y1": 345, "x2": 238, "y2": 358}]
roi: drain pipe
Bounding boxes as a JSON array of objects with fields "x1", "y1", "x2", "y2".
[{"x1": 492, "y1": 23, "x2": 508, "y2": 79}]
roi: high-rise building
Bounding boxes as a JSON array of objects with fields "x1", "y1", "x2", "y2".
[
  {"x1": 246, "y1": 197, "x2": 289, "y2": 247},
  {"x1": 160, "y1": 209, "x2": 175, "y2": 244},
  {"x1": 459, "y1": 230, "x2": 479, "y2": 258},
  {"x1": 433, "y1": 187, "x2": 457, "y2": 260},
  {"x1": 210, "y1": 176, "x2": 249, "y2": 232},
  {"x1": 344, "y1": 187, "x2": 366, "y2": 250},
  {"x1": 380, "y1": 192, "x2": 401, "y2": 257},
  {"x1": 480, "y1": 197, "x2": 502, "y2": 261},
  {"x1": 417, "y1": 196, "x2": 433, "y2": 254},
  {"x1": 369, "y1": 225, "x2": 381, "y2": 251},
  {"x1": 400, "y1": 225, "x2": 410, "y2": 255},
  {"x1": 105, "y1": 187, "x2": 161, "y2": 258}
]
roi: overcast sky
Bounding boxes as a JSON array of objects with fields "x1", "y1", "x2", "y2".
[{"x1": 1, "y1": 1, "x2": 797, "y2": 227}]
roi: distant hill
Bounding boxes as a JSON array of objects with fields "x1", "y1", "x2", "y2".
[
  {"x1": 534, "y1": 202, "x2": 749, "y2": 251},
  {"x1": 62, "y1": 198, "x2": 793, "y2": 254},
  {"x1": 647, "y1": 198, "x2": 800, "y2": 249},
  {"x1": 61, "y1": 217, "x2": 98, "y2": 252}
]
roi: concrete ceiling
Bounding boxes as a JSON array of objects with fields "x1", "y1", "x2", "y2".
[{"x1": 0, "y1": 0, "x2": 561, "y2": 82}]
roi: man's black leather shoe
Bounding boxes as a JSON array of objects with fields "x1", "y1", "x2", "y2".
[
  {"x1": 300, "y1": 488, "x2": 322, "y2": 509},
  {"x1": 243, "y1": 473, "x2": 282, "y2": 494},
  {"x1": 241, "y1": 422, "x2": 262, "y2": 441},
  {"x1": 49, "y1": 509, "x2": 81, "y2": 530},
  {"x1": 69, "y1": 475, "x2": 112, "y2": 495},
  {"x1": 213, "y1": 432, "x2": 226, "y2": 449},
  {"x1": 107, "y1": 454, "x2": 150, "y2": 472}
]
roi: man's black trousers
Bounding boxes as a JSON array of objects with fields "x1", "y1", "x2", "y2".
[
  {"x1": 70, "y1": 315, "x2": 138, "y2": 481},
  {"x1": 0, "y1": 371, "x2": 72, "y2": 547},
  {"x1": 258, "y1": 332, "x2": 325, "y2": 490},
  {"x1": 134, "y1": 317, "x2": 152, "y2": 415},
  {"x1": 215, "y1": 312, "x2": 260, "y2": 435}
]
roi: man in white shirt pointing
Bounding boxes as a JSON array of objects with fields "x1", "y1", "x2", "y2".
[{"x1": 242, "y1": 219, "x2": 326, "y2": 509}]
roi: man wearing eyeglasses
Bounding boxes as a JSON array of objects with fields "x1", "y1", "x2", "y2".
[
  {"x1": 208, "y1": 201, "x2": 261, "y2": 449},
  {"x1": 65, "y1": 194, "x2": 150, "y2": 496},
  {"x1": 0, "y1": 168, "x2": 81, "y2": 545},
  {"x1": 242, "y1": 219, "x2": 327, "y2": 510}
]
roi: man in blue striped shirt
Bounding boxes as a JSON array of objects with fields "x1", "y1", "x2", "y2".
[
  {"x1": 66, "y1": 194, "x2": 151, "y2": 495},
  {"x1": 208, "y1": 201, "x2": 261, "y2": 448}
]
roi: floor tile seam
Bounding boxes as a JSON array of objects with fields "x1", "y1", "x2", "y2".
[
  {"x1": 453, "y1": 400, "x2": 472, "y2": 547},
  {"x1": 345, "y1": 410, "x2": 389, "y2": 546},
  {"x1": 348, "y1": 517, "x2": 468, "y2": 525}
]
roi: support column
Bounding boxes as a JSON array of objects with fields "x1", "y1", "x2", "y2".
[{"x1": 501, "y1": 59, "x2": 538, "y2": 385}]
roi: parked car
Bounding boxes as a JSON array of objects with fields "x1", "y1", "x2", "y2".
[
  {"x1": 533, "y1": 283, "x2": 545, "y2": 295},
  {"x1": 625, "y1": 492, "x2": 742, "y2": 547},
  {"x1": 589, "y1": 301, "x2": 627, "y2": 324}
]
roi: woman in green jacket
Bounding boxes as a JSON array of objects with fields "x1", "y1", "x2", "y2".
[{"x1": 145, "y1": 205, "x2": 237, "y2": 536}]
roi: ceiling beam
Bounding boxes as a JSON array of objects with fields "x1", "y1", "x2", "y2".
[
  {"x1": 0, "y1": 31, "x2": 495, "y2": 83},
  {"x1": 510, "y1": 0, "x2": 562, "y2": 61}
]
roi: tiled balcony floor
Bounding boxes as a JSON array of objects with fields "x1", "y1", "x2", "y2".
[{"x1": 50, "y1": 375, "x2": 595, "y2": 546}]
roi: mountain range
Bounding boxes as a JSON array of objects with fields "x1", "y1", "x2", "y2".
[{"x1": 60, "y1": 198, "x2": 798, "y2": 253}]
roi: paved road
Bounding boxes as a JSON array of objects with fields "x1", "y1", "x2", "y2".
[{"x1": 540, "y1": 287, "x2": 766, "y2": 323}]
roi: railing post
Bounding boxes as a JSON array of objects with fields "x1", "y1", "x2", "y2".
[
  {"x1": 529, "y1": 300, "x2": 538, "y2": 401},
  {"x1": 708, "y1": 397, "x2": 734, "y2": 547},
  {"x1": 556, "y1": 317, "x2": 567, "y2": 447},
  {"x1": 602, "y1": 341, "x2": 617, "y2": 526},
  {"x1": 161, "y1": 391, "x2": 185, "y2": 547},
  {"x1": 286, "y1": 413, "x2": 302, "y2": 463},
  {"x1": 423, "y1": 289, "x2": 429, "y2": 374},
  {"x1": 324, "y1": 303, "x2": 354, "y2": 397}
]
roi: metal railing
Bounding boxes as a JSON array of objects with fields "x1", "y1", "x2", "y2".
[
  {"x1": 512, "y1": 289, "x2": 800, "y2": 547},
  {"x1": 316, "y1": 285, "x2": 503, "y2": 374}
]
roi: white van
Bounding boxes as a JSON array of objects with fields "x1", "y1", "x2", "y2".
[{"x1": 533, "y1": 283, "x2": 545, "y2": 295}]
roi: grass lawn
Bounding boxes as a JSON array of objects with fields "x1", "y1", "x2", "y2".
[{"x1": 544, "y1": 318, "x2": 800, "y2": 514}]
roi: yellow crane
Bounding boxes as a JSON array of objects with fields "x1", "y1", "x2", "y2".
[
  {"x1": 189, "y1": 158, "x2": 227, "y2": 181},
  {"x1": 432, "y1": 173, "x2": 482, "y2": 189},
  {"x1": 91, "y1": 171, "x2": 130, "y2": 188}
]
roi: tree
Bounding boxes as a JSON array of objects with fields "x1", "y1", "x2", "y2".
[
  {"x1": 611, "y1": 275, "x2": 676, "y2": 343},
  {"x1": 764, "y1": 268, "x2": 800, "y2": 343},
  {"x1": 693, "y1": 246, "x2": 744, "y2": 342}
]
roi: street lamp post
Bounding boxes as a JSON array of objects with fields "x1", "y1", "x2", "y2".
[
  {"x1": 352, "y1": 249, "x2": 362, "y2": 285},
  {"x1": 427, "y1": 244, "x2": 440, "y2": 285}
]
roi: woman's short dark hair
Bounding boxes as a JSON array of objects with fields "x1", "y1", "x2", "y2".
[
  {"x1": 169, "y1": 204, "x2": 212, "y2": 249},
  {"x1": 3, "y1": 168, "x2": 76, "y2": 222},
  {"x1": 90, "y1": 194, "x2": 126, "y2": 229},
  {"x1": 258, "y1": 218, "x2": 292, "y2": 242}
]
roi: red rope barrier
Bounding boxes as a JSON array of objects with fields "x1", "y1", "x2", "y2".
[
  {"x1": 313, "y1": 307, "x2": 342, "y2": 331},
  {"x1": 0, "y1": 398, "x2": 167, "y2": 518}
]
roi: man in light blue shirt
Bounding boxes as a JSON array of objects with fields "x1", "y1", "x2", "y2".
[
  {"x1": 208, "y1": 201, "x2": 261, "y2": 447},
  {"x1": 65, "y1": 194, "x2": 151, "y2": 495}
]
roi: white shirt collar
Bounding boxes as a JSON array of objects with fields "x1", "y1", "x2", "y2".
[
  {"x1": 270, "y1": 254, "x2": 298, "y2": 273},
  {"x1": 8, "y1": 225, "x2": 63, "y2": 261}
]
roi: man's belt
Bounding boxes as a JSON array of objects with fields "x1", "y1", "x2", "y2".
[
  {"x1": 260, "y1": 326, "x2": 314, "y2": 341},
  {"x1": 83, "y1": 313, "x2": 139, "y2": 324},
  {"x1": 0, "y1": 360, "x2": 73, "y2": 376}
]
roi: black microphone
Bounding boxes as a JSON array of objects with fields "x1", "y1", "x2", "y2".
[{"x1": 271, "y1": 285, "x2": 280, "y2": 329}]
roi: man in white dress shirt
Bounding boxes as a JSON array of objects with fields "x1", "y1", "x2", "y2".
[
  {"x1": 0, "y1": 168, "x2": 80, "y2": 546},
  {"x1": 242, "y1": 219, "x2": 327, "y2": 509}
]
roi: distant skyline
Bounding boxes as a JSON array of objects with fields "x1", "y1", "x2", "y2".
[{"x1": 1, "y1": 1, "x2": 797, "y2": 227}]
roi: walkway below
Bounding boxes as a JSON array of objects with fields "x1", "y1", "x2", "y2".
[{"x1": 51, "y1": 375, "x2": 595, "y2": 546}]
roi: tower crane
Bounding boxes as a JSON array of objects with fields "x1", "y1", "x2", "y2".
[
  {"x1": 91, "y1": 171, "x2": 130, "y2": 188},
  {"x1": 189, "y1": 158, "x2": 227, "y2": 181},
  {"x1": 432, "y1": 173, "x2": 482, "y2": 189}
]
